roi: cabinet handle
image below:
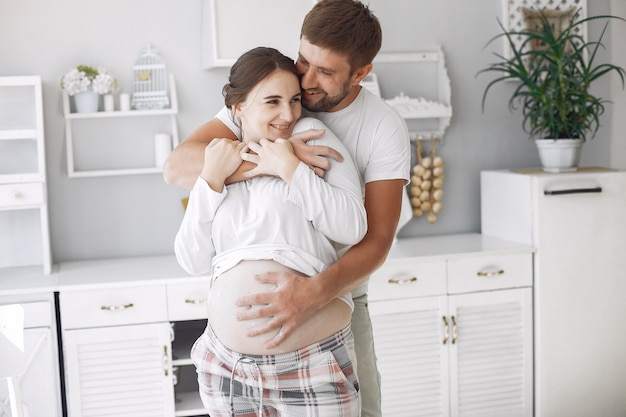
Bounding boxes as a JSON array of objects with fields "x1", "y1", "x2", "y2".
[
  {"x1": 476, "y1": 269, "x2": 504, "y2": 277},
  {"x1": 163, "y1": 345, "x2": 169, "y2": 377},
  {"x1": 184, "y1": 298, "x2": 207, "y2": 304},
  {"x1": 12, "y1": 190, "x2": 23, "y2": 199},
  {"x1": 451, "y1": 315, "x2": 457, "y2": 344},
  {"x1": 442, "y1": 316, "x2": 449, "y2": 345},
  {"x1": 100, "y1": 303, "x2": 134, "y2": 311},
  {"x1": 388, "y1": 277, "x2": 418, "y2": 285},
  {"x1": 544, "y1": 186, "x2": 602, "y2": 196}
]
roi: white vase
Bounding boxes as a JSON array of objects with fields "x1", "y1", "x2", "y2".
[
  {"x1": 73, "y1": 90, "x2": 100, "y2": 113},
  {"x1": 535, "y1": 138, "x2": 583, "y2": 173}
]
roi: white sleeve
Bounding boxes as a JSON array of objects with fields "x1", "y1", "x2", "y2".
[
  {"x1": 287, "y1": 118, "x2": 367, "y2": 245},
  {"x1": 174, "y1": 177, "x2": 226, "y2": 275}
]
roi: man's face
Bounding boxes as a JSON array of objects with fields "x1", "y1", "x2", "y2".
[{"x1": 296, "y1": 37, "x2": 356, "y2": 113}]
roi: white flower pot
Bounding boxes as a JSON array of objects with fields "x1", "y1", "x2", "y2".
[
  {"x1": 535, "y1": 138, "x2": 583, "y2": 173},
  {"x1": 73, "y1": 90, "x2": 100, "y2": 113}
]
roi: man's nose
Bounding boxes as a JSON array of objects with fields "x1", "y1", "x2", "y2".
[{"x1": 300, "y1": 68, "x2": 316, "y2": 89}]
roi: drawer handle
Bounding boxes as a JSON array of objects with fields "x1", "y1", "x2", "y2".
[
  {"x1": 388, "y1": 277, "x2": 418, "y2": 285},
  {"x1": 184, "y1": 298, "x2": 207, "y2": 305},
  {"x1": 100, "y1": 303, "x2": 134, "y2": 311},
  {"x1": 476, "y1": 269, "x2": 504, "y2": 277},
  {"x1": 13, "y1": 191, "x2": 23, "y2": 199},
  {"x1": 442, "y1": 316, "x2": 449, "y2": 345}
]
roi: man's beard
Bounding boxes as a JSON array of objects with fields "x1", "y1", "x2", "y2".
[{"x1": 302, "y1": 81, "x2": 352, "y2": 112}]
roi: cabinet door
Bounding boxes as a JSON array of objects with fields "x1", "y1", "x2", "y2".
[
  {"x1": 370, "y1": 296, "x2": 450, "y2": 417},
  {"x1": 63, "y1": 322, "x2": 175, "y2": 417},
  {"x1": 0, "y1": 327, "x2": 61, "y2": 417},
  {"x1": 448, "y1": 288, "x2": 533, "y2": 417}
]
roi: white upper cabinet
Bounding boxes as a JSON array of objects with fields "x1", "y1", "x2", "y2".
[{"x1": 201, "y1": 0, "x2": 315, "y2": 69}]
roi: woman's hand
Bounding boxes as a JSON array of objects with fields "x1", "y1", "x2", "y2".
[
  {"x1": 241, "y1": 139, "x2": 300, "y2": 184},
  {"x1": 200, "y1": 139, "x2": 245, "y2": 191},
  {"x1": 288, "y1": 129, "x2": 344, "y2": 176}
]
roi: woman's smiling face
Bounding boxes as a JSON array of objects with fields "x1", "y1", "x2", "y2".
[{"x1": 235, "y1": 69, "x2": 302, "y2": 144}]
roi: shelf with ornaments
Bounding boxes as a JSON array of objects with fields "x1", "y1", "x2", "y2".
[{"x1": 62, "y1": 74, "x2": 179, "y2": 179}]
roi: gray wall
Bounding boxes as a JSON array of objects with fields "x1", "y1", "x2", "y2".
[{"x1": 0, "y1": 0, "x2": 622, "y2": 263}]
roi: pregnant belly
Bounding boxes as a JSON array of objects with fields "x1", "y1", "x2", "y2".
[{"x1": 207, "y1": 259, "x2": 351, "y2": 355}]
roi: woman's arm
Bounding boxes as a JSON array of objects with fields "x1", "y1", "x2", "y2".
[
  {"x1": 174, "y1": 139, "x2": 244, "y2": 275},
  {"x1": 286, "y1": 118, "x2": 367, "y2": 245}
]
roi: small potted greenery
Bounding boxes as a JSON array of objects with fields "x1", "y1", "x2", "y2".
[
  {"x1": 478, "y1": 8, "x2": 625, "y2": 172},
  {"x1": 60, "y1": 65, "x2": 118, "y2": 113}
]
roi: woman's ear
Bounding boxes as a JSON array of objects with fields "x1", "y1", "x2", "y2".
[{"x1": 234, "y1": 103, "x2": 242, "y2": 118}]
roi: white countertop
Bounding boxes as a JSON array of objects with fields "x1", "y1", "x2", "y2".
[{"x1": 0, "y1": 233, "x2": 533, "y2": 296}]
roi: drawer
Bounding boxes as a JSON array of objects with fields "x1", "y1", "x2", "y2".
[
  {"x1": 0, "y1": 182, "x2": 44, "y2": 207},
  {"x1": 0, "y1": 301, "x2": 52, "y2": 328},
  {"x1": 167, "y1": 280, "x2": 210, "y2": 321},
  {"x1": 447, "y1": 253, "x2": 532, "y2": 294},
  {"x1": 60, "y1": 285, "x2": 168, "y2": 329},
  {"x1": 368, "y1": 258, "x2": 446, "y2": 302}
]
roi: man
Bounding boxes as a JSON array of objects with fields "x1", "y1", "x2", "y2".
[{"x1": 164, "y1": 1, "x2": 411, "y2": 415}]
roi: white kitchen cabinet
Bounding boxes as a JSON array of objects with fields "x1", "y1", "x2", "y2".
[
  {"x1": 368, "y1": 234, "x2": 533, "y2": 417},
  {"x1": 481, "y1": 168, "x2": 626, "y2": 417},
  {"x1": 57, "y1": 256, "x2": 209, "y2": 417},
  {"x1": 201, "y1": 0, "x2": 315, "y2": 68},
  {"x1": 0, "y1": 76, "x2": 51, "y2": 273},
  {"x1": 62, "y1": 74, "x2": 179, "y2": 178},
  {"x1": 0, "y1": 290, "x2": 62, "y2": 417}
]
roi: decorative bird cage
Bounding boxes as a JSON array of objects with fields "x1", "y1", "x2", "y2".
[{"x1": 130, "y1": 43, "x2": 170, "y2": 110}]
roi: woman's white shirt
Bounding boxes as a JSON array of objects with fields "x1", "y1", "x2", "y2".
[{"x1": 174, "y1": 117, "x2": 366, "y2": 308}]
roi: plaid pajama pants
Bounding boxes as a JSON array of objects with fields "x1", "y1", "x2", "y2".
[{"x1": 191, "y1": 323, "x2": 360, "y2": 417}]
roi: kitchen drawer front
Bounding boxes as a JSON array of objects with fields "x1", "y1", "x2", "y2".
[
  {"x1": 447, "y1": 253, "x2": 532, "y2": 294},
  {"x1": 167, "y1": 280, "x2": 210, "y2": 321},
  {"x1": 60, "y1": 285, "x2": 168, "y2": 329},
  {"x1": 0, "y1": 300, "x2": 52, "y2": 328},
  {"x1": 0, "y1": 182, "x2": 44, "y2": 207},
  {"x1": 368, "y1": 259, "x2": 446, "y2": 302}
]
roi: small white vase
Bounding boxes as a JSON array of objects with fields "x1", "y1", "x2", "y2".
[
  {"x1": 73, "y1": 90, "x2": 100, "y2": 113},
  {"x1": 535, "y1": 138, "x2": 583, "y2": 173}
]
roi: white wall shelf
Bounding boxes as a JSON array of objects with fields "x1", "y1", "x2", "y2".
[
  {"x1": 63, "y1": 74, "x2": 179, "y2": 178},
  {"x1": 374, "y1": 48, "x2": 453, "y2": 142},
  {"x1": 0, "y1": 75, "x2": 52, "y2": 274}
]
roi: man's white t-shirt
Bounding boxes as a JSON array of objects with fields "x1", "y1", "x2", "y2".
[{"x1": 216, "y1": 87, "x2": 412, "y2": 297}]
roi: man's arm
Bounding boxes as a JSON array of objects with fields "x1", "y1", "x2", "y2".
[
  {"x1": 164, "y1": 117, "x2": 338, "y2": 190},
  {"x1": 236, "y1": 179, "x2": 405, "y2": 348}
]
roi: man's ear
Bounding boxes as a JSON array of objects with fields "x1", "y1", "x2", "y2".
[{"x1": 351, "y1": 64, "x2": 373, "y2": 86}]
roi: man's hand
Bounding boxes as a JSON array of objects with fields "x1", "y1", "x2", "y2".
[
  {"x1": 289, "y1": 129, "x2": 343, "y2": 176},
  {"x1": 235, "y1": 271, "x2": 325, "y2": 349}
]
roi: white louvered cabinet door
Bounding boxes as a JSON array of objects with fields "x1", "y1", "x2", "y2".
[
  {"x1": 370, "y1": 296, "x2": 450, "y2": 417},
  {"x1": 63, "y1": 322, "x2": 175, "y2": 417},
  {"x1": 448, "y1": 288, "x2": 533, "y2": 417}
]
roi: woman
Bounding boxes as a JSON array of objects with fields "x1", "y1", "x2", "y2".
[{"x1": 175, "y1": 47, "x2": 366, "y2": 416}]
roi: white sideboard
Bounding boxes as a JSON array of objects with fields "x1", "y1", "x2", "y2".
[
  {"x1": 0, "y1": 268, "x2": 61, "y2": 417},
  {"x1": 481, "y1": 168, "x2": 626, "y2": 417},
  {"x1": 56, "y1": 256, "x2": 210, "y2": 417},
  {"x1": 1, "y1": 233, "x2": 534, "y2": 417},
  {"x1": 369, "y1": 234, "x2": 534, "y2": 417}
]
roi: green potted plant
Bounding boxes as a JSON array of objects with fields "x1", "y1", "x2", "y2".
[{"x1": 478, "y1": 8, "x2": 625, "y2": 172}]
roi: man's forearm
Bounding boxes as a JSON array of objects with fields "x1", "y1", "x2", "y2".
[
  {"x1": 313, "y1": 179, "x2": 405, "y2": 304},
  {"x1": 163, "y1": 141, "x2": 205, "y2": 190}
]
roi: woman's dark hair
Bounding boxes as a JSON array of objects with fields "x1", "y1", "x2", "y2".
[{"x1": 223, "y1": 47, "x2": 299, "y2": 109}]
